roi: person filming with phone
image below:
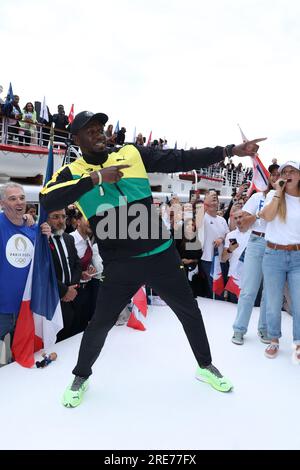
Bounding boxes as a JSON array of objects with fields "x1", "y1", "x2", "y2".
[{"x1": 222, "y1": 206, "x2": 251, "y2": 303}]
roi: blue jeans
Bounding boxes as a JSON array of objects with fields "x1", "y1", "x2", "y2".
[
  {"x1": 0, "y1": 314, "x2": 17, "y2": 341},
  {"x1": 233, "y1": 234, "x2": 267, "y2": 334},
  {"x1": 262, "y1": 248, "x2": 300, "y2": 342}
]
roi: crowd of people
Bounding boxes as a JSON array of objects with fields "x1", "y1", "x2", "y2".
[
  {"x1": 0, "y1": 108, "x2": 299, "y2": 410},
  {"x1": 0, "y1": 88, "x2": 171, "y2": 150}
]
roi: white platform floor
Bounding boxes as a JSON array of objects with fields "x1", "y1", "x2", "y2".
[{"x1": 1, "y1": 298, "x2": 299, "y2": 450}]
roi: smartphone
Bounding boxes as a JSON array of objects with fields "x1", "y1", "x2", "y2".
[{"x1": 229, "y1": 238, "x2": 237, "y2": 245}]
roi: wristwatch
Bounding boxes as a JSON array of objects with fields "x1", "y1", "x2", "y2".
[{"x1": 224, "y1": 144, "x2": 235, "y2": 158}]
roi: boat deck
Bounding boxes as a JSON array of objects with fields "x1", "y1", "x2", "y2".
[{"x1": 1, "y1": 298, "x2": 298, "y2": 450}]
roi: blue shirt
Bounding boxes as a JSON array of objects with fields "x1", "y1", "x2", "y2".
[{"x1": 0, "y1": 213, "x2": 37, "y2": 314}]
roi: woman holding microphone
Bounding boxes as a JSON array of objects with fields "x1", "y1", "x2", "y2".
[{"x1": 260, "y1": 161, "x2": 300, "y2": 362}]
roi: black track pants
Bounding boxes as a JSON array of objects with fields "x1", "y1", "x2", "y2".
[{"x1": 73, "y1": 245, "x2": 212, "y2": 377}]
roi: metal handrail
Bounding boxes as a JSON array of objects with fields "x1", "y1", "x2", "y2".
[{"x1": 0, "y1": 117, "x2": 72, "y2": 149}]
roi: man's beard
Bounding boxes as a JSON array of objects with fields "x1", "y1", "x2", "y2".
[
  {"x1": 84, "y1": 148, "x2": 109, "y2": 165},
  {"x1": 52, "y1": 228, "x2": 65, "y2": 236}
]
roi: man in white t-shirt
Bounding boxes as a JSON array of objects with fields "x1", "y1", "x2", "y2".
[
  {"x1": 222, "y1": 207, "x2": 251, "y2": 302},
  {"x1": 201, "y1": 192, "x2": 229, "y2": 299}
]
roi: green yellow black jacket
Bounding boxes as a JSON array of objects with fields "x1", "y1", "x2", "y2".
[{"x1": 40, "y1": 144, "x2": 224, "y2": 262}]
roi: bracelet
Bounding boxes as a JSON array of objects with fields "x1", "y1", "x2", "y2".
[
  {"x1": 97, "y1": 170, "x2": 104, "y2": 196},
  {"x1": 273, "y1": 195, "x2": 280, "y2": 199}
]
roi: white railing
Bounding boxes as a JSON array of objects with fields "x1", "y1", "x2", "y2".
[
  {"x1": 0, "y1": 117, "x2": 251, "y2": 189},
  {"x1": 0, "y1": 117, "x2": 72, "y2": 150}
]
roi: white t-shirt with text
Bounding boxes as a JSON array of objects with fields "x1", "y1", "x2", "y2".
[
  {"x1": 264, "y1": 190, "x2": 300, "y2": 244},
  {"x1": 242, "y1": 192, "x2": 267, "y2": 233},
  {"x1": 224, "y1": 228, "x2": 251, "y2": 277},
  {"x1": 201, "y1": 213, "x2": 229, "y2": 262}
]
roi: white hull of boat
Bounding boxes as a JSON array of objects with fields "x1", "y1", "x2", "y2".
[{"x1": 0, "y1": 144, "x2": 65, "y2": 178}]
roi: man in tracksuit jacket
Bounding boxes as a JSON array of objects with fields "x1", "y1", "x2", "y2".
[{"x1": 40, "y1": 110, "x2": 265, "y2": 407}]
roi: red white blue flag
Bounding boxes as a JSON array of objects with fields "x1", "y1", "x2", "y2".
[
  {"x1": 210, "y1": 247, "x2": 224, "y2": 296},
  {"x1": 12, "y1": 141, "x2": 63, "y2": 367},
  {"x1": 225, "y1": 248, "x2": 246, "y2": 298},
  {"x1": 127, "y1": 286, "x2": 147, "y2": 331},
  {"x1": 250, "y1": 154, "x2": 270, "y2": 193},
  {"x1": 238, "y1": 124, "x2": 269, "y2": 193}
]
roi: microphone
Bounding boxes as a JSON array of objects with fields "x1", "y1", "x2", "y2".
[{"x1": 279, "y1": 179, "x2": 292, "y2": 187}]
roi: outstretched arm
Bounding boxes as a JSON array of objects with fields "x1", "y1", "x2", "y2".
[{"x1": 138, "y1": 138, "x2": 266, "y2": 173}]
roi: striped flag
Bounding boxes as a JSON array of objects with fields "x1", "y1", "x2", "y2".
[
  {"x1": 11, "y1": 135, "x2": 63, "y2": 367},
  {"x1": 225, "y1": 248, "x2": 246, "y2": 298},
  {"x1": 238, "y1": 124, "x2": 270, "y2": 193},
  {"x1": 250, "y1": 154, "x2": 270, "y2": 193},
  {"x1": 127, "y1": 287, "x2": 147, "y2": 331},
  {"x1": 210, "y1": 247, "x2": 224, "y2": 296}
]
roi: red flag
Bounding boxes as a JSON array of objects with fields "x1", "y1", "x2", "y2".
[
  {"x1": 127, "y1": 287, "x2": 147, "y2": 331},
  {"x1": 225, "y1": 276, "x2": 241, "y2": 297},
  {"x1": 68, "y1": 104, "x2": 75, "y2": 124},
  {"x1": 147, "y1": 131, "x2": 152, "y2": 147}
]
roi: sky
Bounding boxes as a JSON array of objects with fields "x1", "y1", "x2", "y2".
[{"x1": 1, "y1": 0, "x2": 300, "y2": 167}]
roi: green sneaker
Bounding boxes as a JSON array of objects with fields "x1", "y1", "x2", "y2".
[
  {"x1": 196, "y1": 364, "x2": 233, "y2": 393},
  {"x1": 62, "y1": 376, "x2": 89, "y2": 408}
]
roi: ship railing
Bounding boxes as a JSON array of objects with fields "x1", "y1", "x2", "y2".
[
  {"x1": 174, "y1": 166, "x2": 246, "y2": 189},
  {"x1": 0, "y1": 117, "x2": 74, "y2": 151}
]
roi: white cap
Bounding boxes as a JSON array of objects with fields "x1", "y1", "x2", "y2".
[{"x1": 278, "y1": 161, "x2": 300, "y2": 173}]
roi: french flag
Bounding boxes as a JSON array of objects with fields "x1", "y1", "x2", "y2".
[
  {"x1": 210, "y1": 247, "x2": 224, "y2": 296},
  {"x1": 225, "y1": 248, "x2": 246, "y2": 298},
  {"x1": 250, "y1": 154, "x2": 269, "y2": 193},
  {"x1": 11, "y1": 141, "x2": 63, "y2": 367},
  {"x1": 238, "y1": 124, "x2": 269, "y2": 193},
  {"x1": 127, "y1": 286, "x2": 147, "y2": 331}
]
